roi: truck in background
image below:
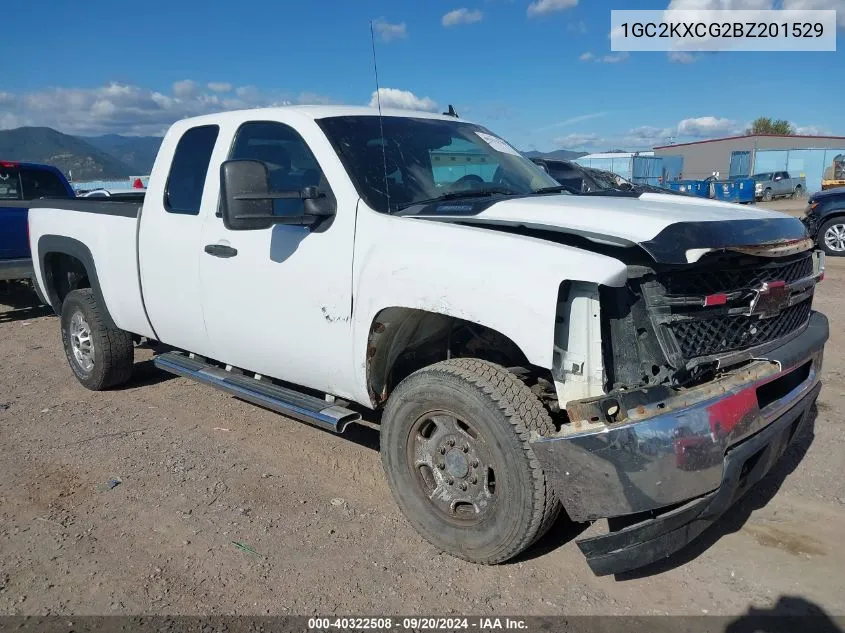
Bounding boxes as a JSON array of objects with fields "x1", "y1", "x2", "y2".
[
  {"x1": 753, "y1": 171, "x2": 806, "y2": 201},
  {"x1": 0, "y1": 161, "x2": 74, "y2": 293}
]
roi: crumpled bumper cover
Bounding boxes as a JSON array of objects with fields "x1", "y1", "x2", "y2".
[{"x1": 531, "y1": 311, "x2": 828, "y2": 576}]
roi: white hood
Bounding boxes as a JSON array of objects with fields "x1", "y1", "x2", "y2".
[{"x1": 413, "y1": 192, "x2": 808, "y2": 264}]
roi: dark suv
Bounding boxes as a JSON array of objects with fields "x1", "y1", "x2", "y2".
[{"x1": 801, "y1": 187, "x2": 845, "y2": 256}]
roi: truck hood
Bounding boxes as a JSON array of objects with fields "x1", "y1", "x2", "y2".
[{"x1": 410, "y1": 192, "x2": 810, "y2": 264}]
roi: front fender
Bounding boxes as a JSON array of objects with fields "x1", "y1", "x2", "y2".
[{"x1": 349, "y1": 208, "x2": 628, "y2": 406}]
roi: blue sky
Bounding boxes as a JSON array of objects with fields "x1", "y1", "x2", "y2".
[{"x1": 1, "y1": 0, "x2": 842, "y2": 151}]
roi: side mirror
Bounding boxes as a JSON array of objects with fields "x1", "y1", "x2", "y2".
[{"x1": 219, "y1": 159, "x2": 336, "y2": 231}]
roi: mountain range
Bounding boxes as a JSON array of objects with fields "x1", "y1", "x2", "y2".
[
  {"x1": 0, "y1": 126, "x2": 589, "y2": 182},
  {"x1": 0, "y1": 127, "x2": 163, "y2": 181}
]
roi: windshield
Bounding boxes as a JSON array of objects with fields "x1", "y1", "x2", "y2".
[
  {"x1": 752, "y1": 172, "x2": 773, "y2": 181},
  {"x1": 317, "y1": 116, "x2": 559, "y2": 212},
  {"x1": 587, "y1": 168, "x2": 625, "y2": 190}
]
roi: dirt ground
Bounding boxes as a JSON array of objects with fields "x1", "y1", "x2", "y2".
[{"x1": 1, "y1": 220, "x2": 844, "y2": 618}]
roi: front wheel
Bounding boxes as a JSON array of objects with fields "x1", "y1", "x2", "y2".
[
  {"x1": 820, "y1": 218, "x2": 845, "y2": 257},
  {"x1": 380, "y1": 359, "x2": 561, "y2": 564},
  {"x1": 763, "y1": 188, "x2": 773, "y2": 202},
  {"x1": 60, "y1": 289, "x2": 134, "y2": 390}
]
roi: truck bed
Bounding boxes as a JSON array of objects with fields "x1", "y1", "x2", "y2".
[{"x1": 27, "y1": 199, "x2": 155, "y2": 339}]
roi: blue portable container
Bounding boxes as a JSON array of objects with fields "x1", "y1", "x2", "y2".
[
  {"x1": 713, "y1": 178, "x2": 755, "y2": 204},
  {"x1": 667, "y1": 180, "x2": 709, "y2": 197}
]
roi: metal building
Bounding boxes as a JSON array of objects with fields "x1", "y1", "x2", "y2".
[
  {"x1": 574, "y1": 151, "x2": 683, "y2": 186},
  {"x1": 653, "y1": 135, "x2": 845, "y2": 192}
]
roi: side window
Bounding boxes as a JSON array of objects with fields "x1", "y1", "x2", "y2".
[
  {"x1": 548, "y1": 165, "x2": 584, "y2": 191},
  {"x1": 229, "y1": 121, "x2": 327, "y2": 216},
  {"x1": 20, "y1": 169, "x2": 70, "y2": 199},
  {"x1": 165, "y1": 125, "x2": 219, "y2": 215}
]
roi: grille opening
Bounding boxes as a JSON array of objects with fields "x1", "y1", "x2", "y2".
[
  {"x1": 756, "y1": 361, "x2": 811, "y2": 410},
  {"x1": 670, "y1": 299, "x2": 812, "y2": 359},
  {"x1": 664, "y1": 252, "x2": 814, "y2": 296}
]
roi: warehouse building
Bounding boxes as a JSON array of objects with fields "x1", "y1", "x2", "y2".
[{"x1": 653, "y1": 134, "x2": 845, "y2": 193}]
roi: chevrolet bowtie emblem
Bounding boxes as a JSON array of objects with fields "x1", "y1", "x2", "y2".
[{"x1": 746, "y1": 280, "x2": 789, "y2": 319}]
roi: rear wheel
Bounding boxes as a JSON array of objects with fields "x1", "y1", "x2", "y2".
[
  {"x1": 793, "y1": 185, "x2": 804, "y2": 199},
  {"x1": 60, "y1": 289, "x2": 134, "y2": 390},
  {"x1": 820, "y1": 218, "x2": 845, "y2": 257},
  {"x1": 380, "y1": 358, "x2": 561, "y2": 564}
]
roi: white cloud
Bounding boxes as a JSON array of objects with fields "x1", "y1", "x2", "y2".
[
  {"x1": 527, "y1": 0, "x2": 578, "y2": 17},
  {"x1": 549, "y1": 116, "x2": 745, "y2": 152},
  {"x1": 373, "y1": 18, "x2": 407, "y2": 41},
  {"x1": 207, "y1": 82, "x2": 232, "y2": 93},
  {"x1": 369, "y1": 88, "x2": 437, "y2": 112},
  {"x1": 172, "y1": 79, "x2": 199, "y2": 99},
  {"x1": 0, "y1": 81, "x2": 331, "y2": 135},
  {"x1": 555, "y1": 132, "x2": 600, "y2": 148},
  {"x1": 599, "y1": 52, "x2": 629, "y2": 63},
  {"x1": 664, "y1": 0, "x2": 843, "y2": 28},
  {"x1": 442, "y1": 8, "x2": 484, "y2": 26},
  {"x1": 793, "y1": 123, "x2": 831, "y2": 135},
  {"x1": 623, "y1": 125, "x2": 676, "y2": 147},
  {"x1": 667, "y1": 0, "x2": 775, "y2": 11},
  {"x1": 568, "y1": 20, "x2": 588, "y2": 33},
  {"x1": 782, "y1": 0, "x2": 845, "y2": 26},
  {"x1": 579, "y1": 51, "x2": 629, "y2": 62},
  {"x1": 296, "y1": 92, "x2": 334, "y2": 105},
  {"x1": 677, "y1": 116, "x2": 740, "y2": 137},
  {"x1": 535, "y1": 112, "x2": 608, "y2": 132},
  {"x1": 668, "y1": 51, "x2": 697, "y2": 63}
]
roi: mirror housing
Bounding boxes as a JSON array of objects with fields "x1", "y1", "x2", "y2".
[{"x1": 219, "y1": 159, "x2": 336, "y2": 231}]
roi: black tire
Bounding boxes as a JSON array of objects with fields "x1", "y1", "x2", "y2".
[
  {"x1": 818, "y1": 217, "x2": 845, "y2": 257},
  {"x1": 60, "y1": 289, "x2": 134, "y2": 390},
  {"x1": 763, "y1": 188, "x2": 773, "y2": 202},
  {"x1": 793, "y1": 185, "x2": 803, "y2": 199},
  {"x1": 380, "y1": 358, "x2": 561, "y2": 564}
]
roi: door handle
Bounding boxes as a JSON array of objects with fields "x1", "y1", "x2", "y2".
[{"x1": 204, "y1": 244, "x2": 238, "y2": 258}]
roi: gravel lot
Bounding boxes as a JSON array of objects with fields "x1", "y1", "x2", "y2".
[{"x1": 1, "y1": 212, "x2": 843, "y2": 618}]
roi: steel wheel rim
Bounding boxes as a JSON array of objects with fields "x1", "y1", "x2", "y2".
[
  {"x1": 69, "y1": 311, "x2": 94, "y2": 372},
  {"x1": 406, "y1": 411, "x2": 496, "y2": 526},
  {"x1": 824, "y1": 224, "x2": 845, "y2": 252}
]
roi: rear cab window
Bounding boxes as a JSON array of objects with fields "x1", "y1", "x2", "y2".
[
  {"x1": 0, "y1": 166, "x2": 70, "y2": 201},
  {"x1": 20, "y1": 168, "x2": 71, "y2": 199},
  {"x1": 0, "y1": 168, "x2": 21, "y2": 200},
  {"x1": 164, "y1": 125, "x2": 220, "y2": 215}
]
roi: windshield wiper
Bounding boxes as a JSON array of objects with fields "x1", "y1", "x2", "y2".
[
  {"x1": 531, "y1": 184, "x2": 580, "y2": 195},
  {"x1": 396, "y1": 187, "x2": 517, "y2": 212}
]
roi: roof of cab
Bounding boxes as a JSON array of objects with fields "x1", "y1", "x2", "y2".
[{"x1": 173, "y1": 105, "x2": 468, "y2": 128}]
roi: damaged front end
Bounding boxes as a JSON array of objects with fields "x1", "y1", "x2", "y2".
[{"x1": 534, "y1": 240, "x2": 828, "y2": 575}]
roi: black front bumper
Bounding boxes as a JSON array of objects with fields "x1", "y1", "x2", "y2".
[{"x1": 576, "y1": 381, "x2": 819, "y2": 576}]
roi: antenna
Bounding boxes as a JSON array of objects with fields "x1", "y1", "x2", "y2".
[{"x1": 369, "y1": 20, "x2": 390, "y2": 208}]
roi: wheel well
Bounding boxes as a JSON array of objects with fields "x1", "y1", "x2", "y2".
[
  {"x1": 366, "y1": 307, "x2": 544, "y2": 406},
  {"x1": 43, "y1": 252, "x2": 91, "y2": 309},
  {"x1": 819, "y1": 212, "x2": 845, "y2": 233}
]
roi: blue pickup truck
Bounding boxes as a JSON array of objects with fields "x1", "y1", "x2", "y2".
[{"x1": 0, "y1": 161, "x2": 74, "y2": 289}]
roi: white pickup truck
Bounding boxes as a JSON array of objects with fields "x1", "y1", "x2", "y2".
[{"x1": 28, "y1": 106, "x2": 828, "y2": 575}]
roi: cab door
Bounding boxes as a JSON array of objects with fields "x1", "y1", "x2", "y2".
[
  {"x1": 138, "y1": 124, "x2": 220, "y2": 356},
  {"x1": 197, "y1": 120, "x2": 356, "y2": 397}
]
